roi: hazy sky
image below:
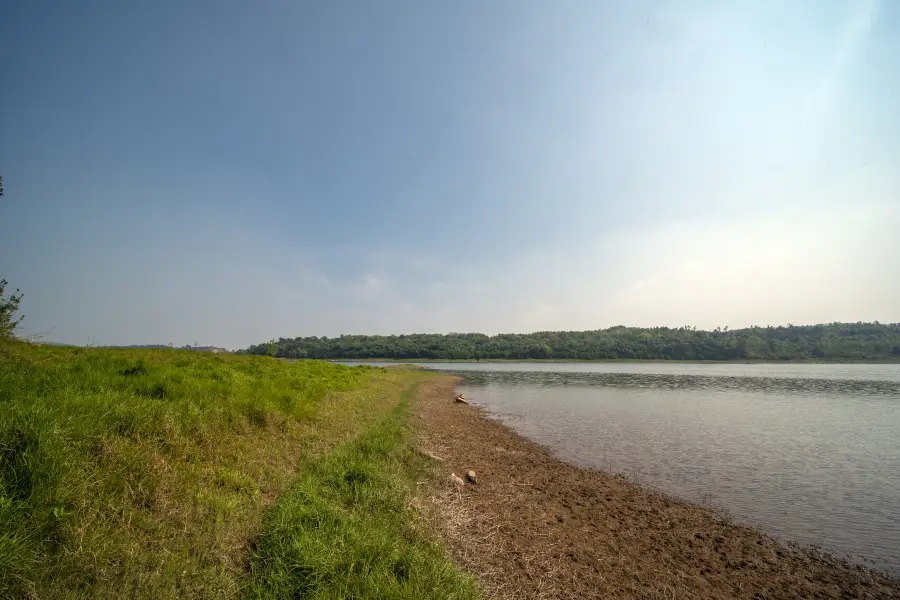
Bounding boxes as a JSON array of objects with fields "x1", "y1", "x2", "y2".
[{"x1": 2, "y1": 0, "x2": 898, "y2": 348}]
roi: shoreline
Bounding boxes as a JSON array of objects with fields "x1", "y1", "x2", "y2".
[
  {"x1": 337, "y1": 357, "x2": 900, "y2": 365},
  {"x1": 414, "y1": 376, "x2": 900, "y2": 599}
]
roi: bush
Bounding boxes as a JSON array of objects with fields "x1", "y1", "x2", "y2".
[{"x1": 0, "y1": 279, "x2": 23, "y2": 340}]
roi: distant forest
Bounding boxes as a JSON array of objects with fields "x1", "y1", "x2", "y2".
[
  {"x1": 106, "y1": 344, "x2": 229, "y2": 353},
  {"x1": 244, "y1": 323, "x2": 900, "y2": 361}
]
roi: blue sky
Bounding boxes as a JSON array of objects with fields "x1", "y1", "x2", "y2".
[{"x1": 2, "y1": 0, "x2": 898, "y2": 348}]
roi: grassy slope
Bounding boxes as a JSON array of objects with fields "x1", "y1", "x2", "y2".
[
  {"x1": 0, "y1": 342, "x2": 472, "y2": 599},
  {"x1": 246, "y1": 384, "x2": 477, "y2": 600}
]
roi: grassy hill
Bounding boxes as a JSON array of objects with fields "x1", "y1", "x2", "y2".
[{"x1": 0, "y1": 342, "x2": 474, "y2": 599}]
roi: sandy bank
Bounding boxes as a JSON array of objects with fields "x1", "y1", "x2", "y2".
[{"x1": 414, "y1": 377, "x2": 900, "y2": 600}]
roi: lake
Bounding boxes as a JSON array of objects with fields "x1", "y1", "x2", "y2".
[{"x1": 343, "y1": 361, "x2": 900, "y2": 573}]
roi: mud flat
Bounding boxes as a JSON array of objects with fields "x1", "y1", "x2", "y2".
[{"x1": 414, "y1": 377, "x2": 900, "y2": 600}]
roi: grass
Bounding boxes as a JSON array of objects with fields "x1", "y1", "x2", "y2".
[
  {"x1": 0, "y1": 341, "x2": 472, "y2": 599},
  {"x1": 245, "y1": 384, "x2": 478, "y2": 599}
]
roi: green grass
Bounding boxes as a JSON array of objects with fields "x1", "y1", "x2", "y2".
[
  {"x1": 245, "y1": 384, "x2": 477, "y2": 600},
  {"x1": 0, "y1": 341, "x2": 470, "y2": 599}
]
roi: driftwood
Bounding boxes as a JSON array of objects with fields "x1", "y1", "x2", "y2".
[
  {"x1": 414, "y1": 447, "x2": 444, "y2": 462},
  {"x1": 450, "y1": 472, "x2": 465, "y2": 491}
]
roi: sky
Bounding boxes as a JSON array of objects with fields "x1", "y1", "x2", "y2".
[{"x1": 1, "y1": 0, "x2": 899, "y2": 348}]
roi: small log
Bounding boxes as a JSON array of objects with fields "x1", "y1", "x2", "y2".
[{"x1": 414, "y1": 447, "x2": 444, "y2": 462}]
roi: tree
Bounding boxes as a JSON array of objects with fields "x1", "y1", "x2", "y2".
[
  {"x1": 0, "y1": 279, "x2": 24, "y2": 339},
  {"x1": 1, "y1": 175, "x2": 23, "y2": 338}
]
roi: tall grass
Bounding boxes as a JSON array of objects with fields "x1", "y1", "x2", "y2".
[
  {"x1": 246, "y1": 384, "x2": 478, "y2": 600},
  {"x1": 0, "y1": 342, "x2": 413, "y2": 598}
]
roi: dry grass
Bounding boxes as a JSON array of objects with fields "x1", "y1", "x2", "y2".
[
  {"x1": 424, "y1": 470, "x2": 597, "y2": 600},
  {"x1": 412, "y1": 385, "x2": 573, "y2": 600}
]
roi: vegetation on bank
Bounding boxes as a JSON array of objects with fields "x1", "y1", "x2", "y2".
[
  {"x1": 0, "y1": 342, "x2": 468, "y2": 598},
  {"x1": 246, "y1": 384, "x2": 477, "y2": 599},
  {"x1": 0, "y1": 279, "x2": 23, "y2": 341},
  {"x1": 245, "y1": 322, "x2": 900, "y2": 362}
]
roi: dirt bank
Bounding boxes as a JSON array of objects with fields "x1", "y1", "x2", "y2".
[{"x1": 414, "y1": 377, "x2": 900, "y2": 600}]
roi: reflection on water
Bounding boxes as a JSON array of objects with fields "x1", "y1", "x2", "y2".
[{"x1": 411, "y1": 362, "x2": 900, "y2": 573}]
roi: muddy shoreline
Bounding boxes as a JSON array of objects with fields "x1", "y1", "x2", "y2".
[{"x1": 414, "y1": 377, "x2": 900, "y2": 599}]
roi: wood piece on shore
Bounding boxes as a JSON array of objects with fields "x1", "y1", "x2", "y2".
[
  {"x1": 414, "y1": 447, "x2": 444, "y2": 462},
  {"x1": 454, "y1": 394, "x2": 470, "y2": 404},
  {"x1": 465, "y1": 470, "x2": 477, "y2": 484}
]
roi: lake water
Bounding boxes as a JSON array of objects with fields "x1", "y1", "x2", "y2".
[{"x1": 343, "y1": 361, "x2": 900, "y2": 573}]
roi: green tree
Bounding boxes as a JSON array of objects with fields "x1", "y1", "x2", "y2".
[
  {"x1": 244, "y1": 323, "x2": 900, "y2": 362},
  {"x1": 0, "y1": 279, "x2": 24, "y2": 339},
  {"x1": 1, "y1": 175, "x2": 23, "y2": 338}
]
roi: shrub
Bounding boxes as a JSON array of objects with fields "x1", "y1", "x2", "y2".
[{"x1": 0, "y1": 279, "x2": 23, "y2": 340}]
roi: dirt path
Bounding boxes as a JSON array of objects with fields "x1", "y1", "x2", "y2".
[{"x1": 414, "y1": 377, "x2": 900, "y2": 600}]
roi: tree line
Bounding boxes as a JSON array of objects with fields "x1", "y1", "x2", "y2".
[
  {"x1": 105, "y1": 344, "x2": 229, "y2": 353},
  {"x1": 243, "y1": 323, "x2": 900, "y2": 361}
]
